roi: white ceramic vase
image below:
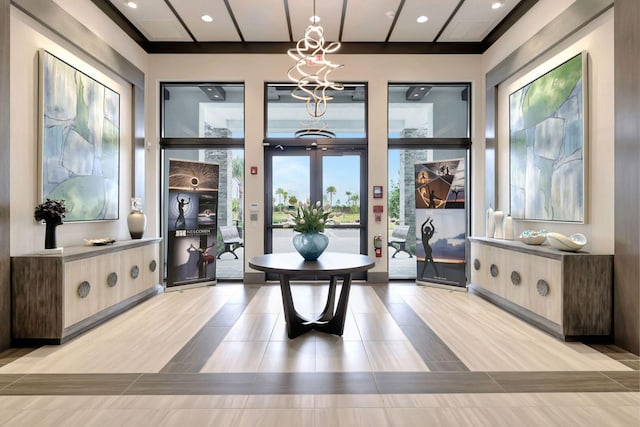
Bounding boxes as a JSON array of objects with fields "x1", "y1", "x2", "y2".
[
  {"x1": 127, "y1": 198, "x2": 146, "y2": 239},
  {"x1": 493, "y1": 211, "x2": 504, "y2": 239},
  {"x1": 486, "y1": 207, "x2": 495, "y2": 238},
  {"x1": 127, "y1": 210, "x2": 146, "y2": 239},
  {"x1": 503, "y1": 215, "x2": 514, "y2": 240}
]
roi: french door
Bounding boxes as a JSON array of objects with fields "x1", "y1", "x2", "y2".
[{"x1": 265, "y1": 142, "x2": 368, "y2": 278}]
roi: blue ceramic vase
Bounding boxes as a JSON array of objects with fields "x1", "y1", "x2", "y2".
[{"x1": 292, "y1": 232, "x2": 329, "y2": 261}]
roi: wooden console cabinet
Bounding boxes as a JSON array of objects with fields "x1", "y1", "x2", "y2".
[
  {"x1": 468, "y1": 237, "x2": 612, "y2": 341},
  {"x1": 11, "y1": 238, "x2": 162, "y2": 344}
]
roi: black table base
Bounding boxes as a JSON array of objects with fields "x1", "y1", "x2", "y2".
[
  {"x1": 279, "y1": 274, "x2": 352, "y2": 338},
  {"x1": 248, "y1": 253, "x2": 375, "y2": 339}
]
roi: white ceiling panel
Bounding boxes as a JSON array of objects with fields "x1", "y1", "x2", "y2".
[
  {"x1": 390, "y1": 0, "x2": 460, "y2": 42},
  {"x1": 168, "y1": 0, "x2": 241, "y2": 42},
  {"x1": 341, "y1": 0, "x2": 400, "y2": 42},
  {"x1": 228, "y1": 0, "x2": 289, "y2": 41},
  {"x1": 99, "y1": 0, "x2": 534, "y2": 51},
  {"x1": 438, "y1": 0, "x2": 519, "y2": 42},
  {"x1": 289, "y1": 0, "x2": 342, "y2": 42},
  {"x1": 107, "y1": 0, "x2": 192, "y2": 41}
]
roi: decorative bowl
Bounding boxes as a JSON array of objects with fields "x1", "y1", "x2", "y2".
[
  {"x1": 518, "y1": 230, "x2": 547, "y2": 245},
  {"x1": 84, "y1": 238, "x2": 116, "y2": 246},
  {"x1": 546, "y1": 232, "x2": 587, "y2": 252}
]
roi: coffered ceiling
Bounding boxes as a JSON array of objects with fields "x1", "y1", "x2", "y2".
[{"x1": 92, "y1": 0, "x2": 538, "y2": 54}]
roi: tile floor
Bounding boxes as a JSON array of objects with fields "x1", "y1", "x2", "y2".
[{"x1": 0, "y1": 283, "x2": 637, "y2": 426}]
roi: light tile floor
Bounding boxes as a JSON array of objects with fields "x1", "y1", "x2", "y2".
[{"x1": 0, "y1": 283, "x2": 637, "y2": 426}]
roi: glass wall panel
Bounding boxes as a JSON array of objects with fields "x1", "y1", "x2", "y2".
[
  {"x1": 388, "y1": 148, "x2": 468, "y2": 280},
  {"x1": 388, "y1": 84, "x2": 470, "y2": 138},
  {"x1": 162, "y1": 148, "x2": 244, "y2": 281},
  {"x1": 266, "y1": 83, "x2": 366, "y2": 138},
  {"x1": 162, "y1": 83, "x2": 244, "y2": 138}
]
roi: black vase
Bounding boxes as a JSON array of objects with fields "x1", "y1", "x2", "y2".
[{"x1": 44, "y1": 221, "x2": 59, "y2": 249}]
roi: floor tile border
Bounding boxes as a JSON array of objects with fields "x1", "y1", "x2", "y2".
[{"x1": 0, "y1": 370, "x2": 636, "y2": 395}]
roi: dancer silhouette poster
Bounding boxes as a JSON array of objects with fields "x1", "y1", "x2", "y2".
[
  {"x1": 415, "y1": 159, "x2": 466, "y2": 287},
  {"x1": 167, "y1": 159, "x2": 219, "y2": 288}
]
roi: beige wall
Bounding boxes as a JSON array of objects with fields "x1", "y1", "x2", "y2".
[
  {"x1": 144, "y1": 53, "x2": 484, "y2": 274},
  {"x1": 483, "y1": 0, "x2": 576, "y2": 71},
  {"x1": 9, "y1": 6, "x2": 143, "y2": 255},
  {"x1": 492, "y1": 9, "x2": 614, "y2": 253},
  {"x1": 9, "y1": 0, "x2": 615, "y2": 271}
]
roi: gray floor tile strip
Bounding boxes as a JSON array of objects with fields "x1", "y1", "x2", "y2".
[
  {"x1": 0, "y1": 371, "x2": 636, "y2": 395},
  {"x1": 159, "y1": 286, "x2": 260, "y2": 373},
  {"x1": 372, "y1": 286, "x2": 469, "y2": 372}
]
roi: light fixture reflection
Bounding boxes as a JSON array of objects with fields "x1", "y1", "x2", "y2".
[
  {"x1": 126, "y1": 1, "x2": 137, "y2": 9},
  {"x1": 287, "y1": 0, "x2": 343, "y2": 118},
  {"x1": 491, "y1": 1, "x2": 504, "y2": 9}
]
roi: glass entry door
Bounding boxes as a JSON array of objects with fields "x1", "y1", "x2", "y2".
[{"x1": 265, "y1": 144, "x2": 367, "y2": 277}]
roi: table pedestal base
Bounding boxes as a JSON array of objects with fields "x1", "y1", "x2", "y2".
[{"x1": 279, "y1": 274, "x2": 352, "y2": 339}]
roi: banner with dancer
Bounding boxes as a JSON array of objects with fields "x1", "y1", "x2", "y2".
[
  {"x1": 414, "y1": 159, "x2": 466, "y2": 288},
  {"x1": 167, "y1": 159, "x2": 219, "y2": 288}
]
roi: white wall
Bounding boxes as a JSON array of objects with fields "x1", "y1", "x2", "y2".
[
  {"x1": 483, "y1": 0, "x2": 576, "y2": 71},
  {"x1": 53, "y1": 0, "x2": 148, "y2": 72},
  {"x1": 483, "y1": 5, "x2": 615, "y2": 253},
  {"x1": 11, "y1": 0, "x2": 611, "y2": 271},
  {"x1": 9, "y1": 5, "x2": 146, "y2": 255},
  {"x1": 145, "y1": 54, "x2": 484, "y2": 274}
]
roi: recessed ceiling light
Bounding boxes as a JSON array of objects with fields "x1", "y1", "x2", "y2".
[
  {"x1": 126, "y1": 1, "x2": 137, "y2": 8},
  {"x1": 491, "y1": 1, "x2": 504, "y2": 9},
  {"x1": 201, "y1": 15, "x2": 213, "y2": 23},
  {"x1": 385, "y1": 11, "x2": 395, "y2": 19},
  {"x1": 309, "y1": 15, "x2": 320, "y2": 24},
  {"x1": 417, "y1": 15, "x2": 428, "y2": 24}
]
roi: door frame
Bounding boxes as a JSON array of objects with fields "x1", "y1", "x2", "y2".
[{"x1": 264, "y1": 138, "x2": 368, "y2": 278}]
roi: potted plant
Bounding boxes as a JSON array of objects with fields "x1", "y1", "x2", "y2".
[
  {"x1": 288, "y1": 201, "x2": 334, "y2": 261},
  {"x1": 34, "y1": 198, "x2": 66, "y2": 249}
]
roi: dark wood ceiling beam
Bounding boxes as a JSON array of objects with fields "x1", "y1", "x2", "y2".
[
  {"x1": 481, "y1": 0, "x2": 539, "y2": 50},
  {"x1": 224, "y1": 0, "x2": 245, "y2": 42},
  {"x1": 90, "y1": 0, "x2": 149, "y2": 50},
  {"x1": 145, "y1": 41, "x2": 484, "y2": 54},
  {"x1": 165, "y1": 0, "x2": 196, "y2": 42},
  {"x1": 284, "y1": 0, "x2": 293, "y2": 42},
  {"x1": 434, "y1": 0, "x2": 465, "y2": 42},
  {"x1": 338, "y1": 0, "x2": 347, "y2": 42},
  {"x1": 384, "y1": 0, "x2": 404, "y2": 43}
]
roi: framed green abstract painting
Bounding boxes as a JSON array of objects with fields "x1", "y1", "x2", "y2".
[
  {"x1": 509, "y1": 52, "x2": 587, "y2": 222},
  {"x1": 38, "y1": 49, "x2": 120, "y2": 222}
]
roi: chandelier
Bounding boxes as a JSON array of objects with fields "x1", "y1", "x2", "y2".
[{"x1": 287, "y1": 0, "x2": 343, "y2": 118}]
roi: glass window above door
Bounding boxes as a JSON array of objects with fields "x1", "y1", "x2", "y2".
[
  {"x1": 161, "y1": 83, "x2": 244, "y2": 139},
  {"x1": 265, "y1": 83, "x2": 367, "y2": 139},
  {"x1": 388, "y1": 84, "x2": 470, "y2": 139}
]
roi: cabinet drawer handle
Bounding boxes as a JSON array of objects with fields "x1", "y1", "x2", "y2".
[
  {"x1": 536, "y1": 279, "x2": 550, "y2": 296},
  {"x1": 78, "y1": 281, "x2": 91, "y2": 298},
  {"x1": 131, "y1": 265, "x2": 140, "y2": 279},
  {"x1": 149, "y1": 260, "x2": 157, "y2": 272},
  {"x1": 107, "y1": 272, "x2": 118, "y2": 287},
  {"x1": 490, "y1": 264, "x2": 499, "y2": 277},
  {"x1": 510, "y1": 271, "x2": 521, "y2": 286},
  {"x1": 473, "y1": 259, "x2": 480, "y2": 270}
]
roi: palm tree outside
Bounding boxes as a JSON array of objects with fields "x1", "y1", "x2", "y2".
[{"x1": 326, "y1": 186, "x2": 336, "y2": 206}]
